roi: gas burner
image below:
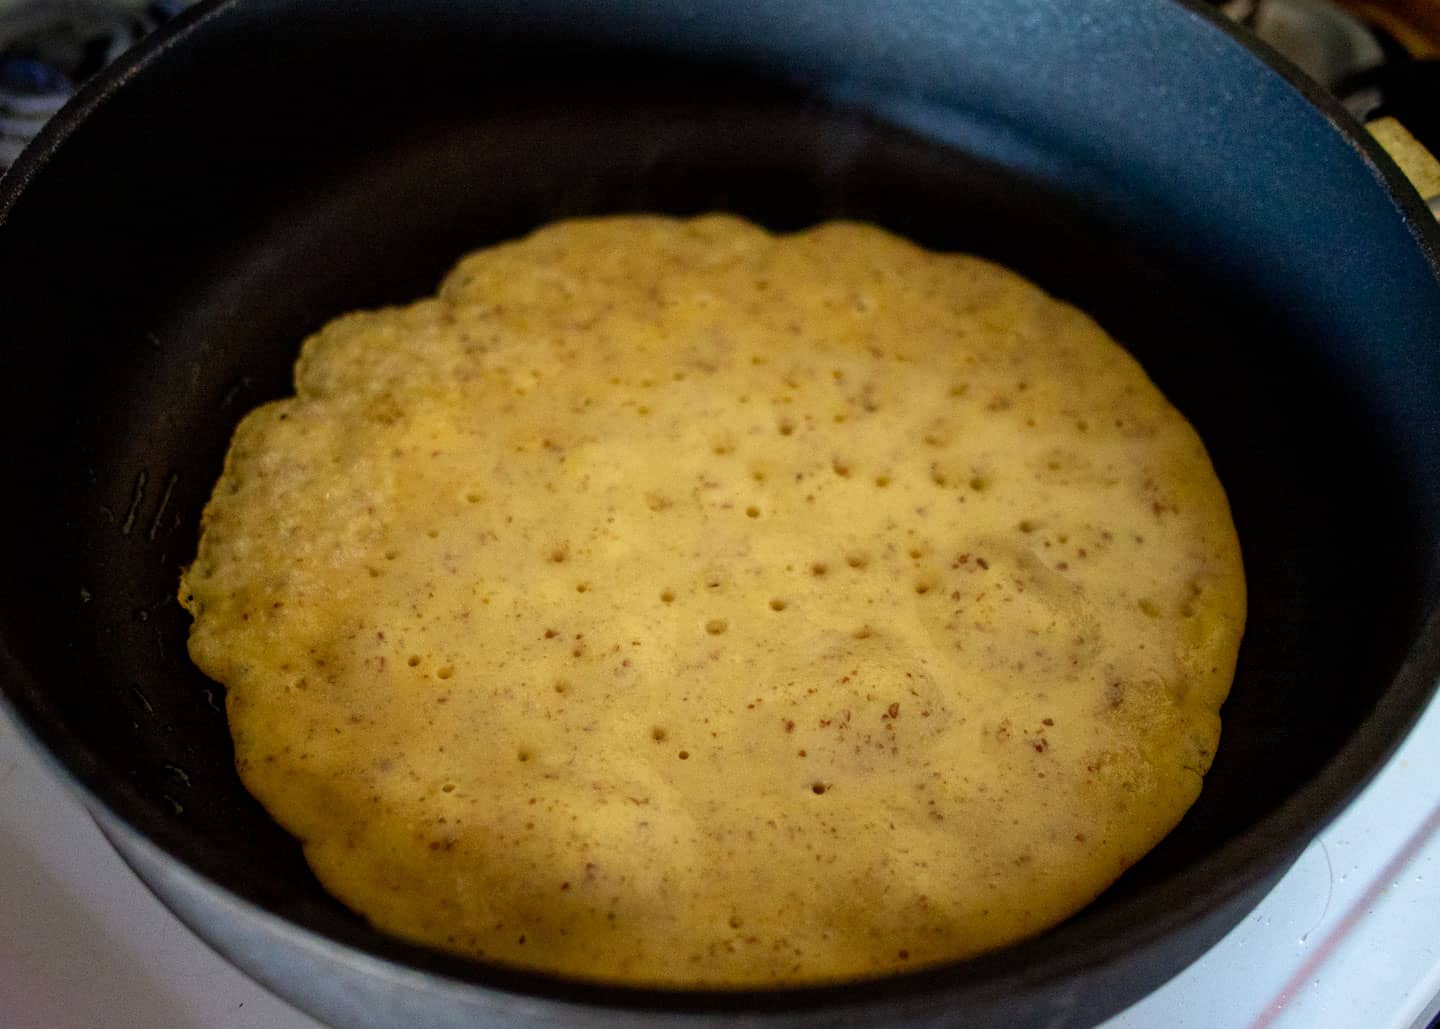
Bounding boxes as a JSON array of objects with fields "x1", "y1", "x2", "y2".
[
  {"x1": 1216, "y1": 0, "x2": 1391, "y2": 92},
  {"x1": 0, "y1": 2, "x2": 187, "y2": 171}
]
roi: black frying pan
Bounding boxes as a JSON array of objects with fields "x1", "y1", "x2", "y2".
[{"x1": 3, "y1": 1, "x2": 1440, "y2": 1026}]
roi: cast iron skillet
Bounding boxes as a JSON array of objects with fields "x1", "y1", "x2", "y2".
[{"x1": 2, "y1": 0, "x2": 1440, "y2": 1026}]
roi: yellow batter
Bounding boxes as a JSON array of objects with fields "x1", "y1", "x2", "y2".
[{"x1": 180, "y1": 215, "x2": 1245, "y2": 985}]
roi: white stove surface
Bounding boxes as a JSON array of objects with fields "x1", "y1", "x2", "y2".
[{"x1": 3, "y1": 692, "x2": 1439, "y2": 1029}]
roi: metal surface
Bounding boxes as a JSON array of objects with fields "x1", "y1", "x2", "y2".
[
  {"x1": 1245, "y1": 0, "x2": 1387, "y2": 90},
  {"x1": 2, "y1": 0, "x2": 1440, "y2": 1026}
]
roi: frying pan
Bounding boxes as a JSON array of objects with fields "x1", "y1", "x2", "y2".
[{"x1": 2, "y1": 0, "x2": 1439, "y2": 1026}]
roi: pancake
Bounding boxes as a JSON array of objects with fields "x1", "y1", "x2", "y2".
[{"x1": 179, "y1": 214, "x2": 1246, "y2": 985}]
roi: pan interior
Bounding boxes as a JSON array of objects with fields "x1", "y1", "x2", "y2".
[{"x1": 1, "y1": 6, "x2": 1437, "y2": 1006}]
